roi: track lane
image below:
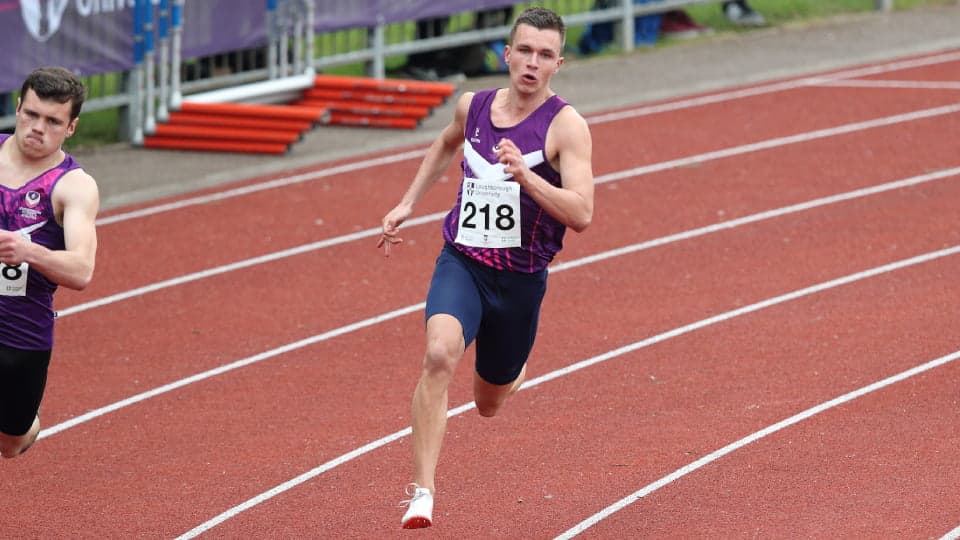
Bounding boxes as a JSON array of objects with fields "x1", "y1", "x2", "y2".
[
  {"x1": 3, "y1": 48, "x2": 956, "y2": 528},
  {"x1": 38, "y1": 115, "x2": 960, "y2": 431},
  {"x1": 8, "y1": 173, "x2": 959, "y2": 536},
  {"x1": 565, "y1": 290, "x2": 960, "y2": 538},
  {"x1": 189, "y1": 225, "x2": 960, "y2": 538},
  {"x1": 53, "y1": 61, "x2": 960, "y2": 308}
]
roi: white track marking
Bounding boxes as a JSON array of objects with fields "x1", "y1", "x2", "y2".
[
  {"x1": 942, "y1": 525, "x2": 960, "y2": 540},
  {"x1": 176, "y1": 245, "x2": 960, "y2": 539},
  {"x1": 552, "y1": 166, "x2": 960, "y2": 273},
  {"x1": 58, "y1": 211, "x2": 446, "y2": 317},
  {"x1": 594, "y1": 103, "x2": 960, "y2": 183},
  {"x1": 43, "y1": 166, "x2": 960, "y2": 440},
  {"x1": 94, "y1": 52, "x2": 960, "y2": 227},
  {"x1": 59, "y1": 104, "x2": 960, "y2": 318},
  {"x1": 555, "y1": 348, "x2": 960, "y2": 539},
  {"x1": 95, "y1": 150, "x2": 427, "y2": 225},
  {"x1": 583, "y1": 51, "x2": 960, "y2": 124},
  {"x1": 38, "y1": 302, "x2": 426, "y2": 439},
  {"x1": 810, "y1": 79, "x2": 960, "y2": 90}
]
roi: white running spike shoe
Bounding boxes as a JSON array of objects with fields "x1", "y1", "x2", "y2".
[{"x1": 400, "y1": 483, "x2": 434, "y2": 529}]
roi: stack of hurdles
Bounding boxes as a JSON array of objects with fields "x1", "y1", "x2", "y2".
[
  {"x1": 143, "y1": 101, "x2": 328, "y2": 155},
  {"x1": 142, "y1": 75, "x2": 457, "y2": 155},
  {"x1": 294, "y1": 74, "x2": 457, "y2": 130}
]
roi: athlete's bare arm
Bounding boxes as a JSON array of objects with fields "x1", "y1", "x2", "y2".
[
  {"x1": 496, "y1": 106, "x2": 594, "y2": 232},
  {"x1": 378, "y1": 91, "x2": 472, "y2": 256},
  {"x1": 0, "y1": 169, "x2": 99, "y2": 290}
]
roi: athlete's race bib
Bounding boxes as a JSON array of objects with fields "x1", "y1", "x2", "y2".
[
  {"x1": 1, "y1": 262, "x2": 28, "y2": 296},
  {"x1": 1, "y1": 230, "x2": 31, "y2": 297},
  {"x1": 454, "y1": 177, "x2": 521, "y2": 248}
]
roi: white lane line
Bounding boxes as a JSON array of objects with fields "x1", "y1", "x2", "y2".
[
  {"x1": 95, "y1": 149, "x2": 428, "y2": 226},
  {"x1": 942, "y1": 525, "x2": 960, "y2": 540},
  {"x1": 59, "y1": 211, "x2": 446, "y2": 317},
  {"x1": 59, "y1": 104, "x2": 960, "y2": 318},
  {"x1": 581, "y1": 51, "x2": 960, "y2": 124},
  {"x1": 595, "y1": 103, "x2": 960, "y2": 184},
  {"x1": 810, "y1": 79, "x2": 960, "y2": 90},
  {"x1": 39, "y1": 303, "x2": 427, "y2": 439},
  {"x1": 176, "y1": 245, "x2": 960, "y2": 539},
  {"x1": 552, "y1": 166, "x2": 960, "y2": 273},
  {"x1": 43, "y1": 166, "x2": 960, "y2": 440},
  {"x1": 556, "y1": 347, "x2": 960, "y2": 539},
  {"x1": 95, "y1": 51, "x2": 960, "y2": 227}
]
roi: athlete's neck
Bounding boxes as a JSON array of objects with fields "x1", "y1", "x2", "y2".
[{"x1": 494, "y1": 88, "x2": 554, "y2": 127}]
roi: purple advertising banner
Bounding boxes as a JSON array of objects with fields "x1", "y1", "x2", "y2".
[
  {"x1": 0, "y1": 0, "x2": 134, "y2": 92},
  {"x1": 0, "y1": 0, "x2": 519, "y2": 92}
]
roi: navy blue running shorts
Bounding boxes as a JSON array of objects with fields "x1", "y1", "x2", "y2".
[
  {"x1": 425, "y1": 243, "x2": 548, "y2": 385},
  {"x1": 0, "y1": 343, "x2": 51, "y2": 436}
]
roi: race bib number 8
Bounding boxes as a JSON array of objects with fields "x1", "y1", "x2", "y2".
[
  {"x1": 454, "y1": 178, "x2": 521, "y2": 248},
  {"x1": 1, "y1": 262, "x2": 28, "y2": 296},
  {"x1": 1, "y1": 230, "x2": 32, "y2": 297}
]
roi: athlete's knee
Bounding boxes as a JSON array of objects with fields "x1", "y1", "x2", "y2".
[{"x1": 422, "y1": 336, "x2": 462, "y2": 379}]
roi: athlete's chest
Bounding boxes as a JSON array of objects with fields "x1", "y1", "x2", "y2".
[{"x1": 0, "y1": 179, "x2": 56, "y2": 231}]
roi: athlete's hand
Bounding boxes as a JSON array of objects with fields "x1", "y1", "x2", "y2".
[
  {"x1": 378, "y1": 204, "x2": 411, "y2": 257},
  {"x1": 495, "y1": 138, "x2": 530, "y2": 184},
  {"x1": 0, "y1": 230, "x2": 28, "y2": 266}
]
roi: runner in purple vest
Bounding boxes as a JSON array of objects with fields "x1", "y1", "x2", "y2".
[
  {"x1": 0, "y1": 67, "x2": 99, "y2": 459},
  {"x1": 379, "y1": 7, "x2": 594, "y2": 528}
]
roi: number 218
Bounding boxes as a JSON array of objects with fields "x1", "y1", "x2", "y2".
[{"x1": 462, "y1": 202, "x2": 515, "y2": 231}]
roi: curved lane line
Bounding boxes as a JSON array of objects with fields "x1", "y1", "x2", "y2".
[
  {"x1": 60, "y1": 105, "x2": 960, "y2": 318},
  {"x1": 555, "y1": 347, "x2": 960, "y2": 538},
  {"x1": 43, "y1": 166, "x2": 960, "y2": 440},
  {"x1": 95, "y1": 52, "x2": 960, "y2": 227},
  {"x1": 176, "y1": 245, "x2": 960, "y2": 538}
]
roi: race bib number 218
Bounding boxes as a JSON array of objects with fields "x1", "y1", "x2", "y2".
[{"x1": 454, "y1": 178, "x2": 521, "y2": 248}]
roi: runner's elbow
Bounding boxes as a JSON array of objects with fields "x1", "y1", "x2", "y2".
[
  {"x1": 569, "y1": 214, "x2": 591, "y2": 233},
  {"x1": 67, "y1": 267, "x2": 95, "y2": 291}
]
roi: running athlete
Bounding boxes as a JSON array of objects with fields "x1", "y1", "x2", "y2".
[
  {"x1": 0, "y1": 67, "x2": 99, "y2": 458},
  {"x1": 378, "y1": 7, "x2": 594, "y2": 528}
]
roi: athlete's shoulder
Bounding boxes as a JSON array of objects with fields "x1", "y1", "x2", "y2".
[
  {"x1": 53, "y1": 168, "x2": 99, "y2": 206},
  {"x1": 553, "y1": 102, "x2": 589, "y2": 133}
]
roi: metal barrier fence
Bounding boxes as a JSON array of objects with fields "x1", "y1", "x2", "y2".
[{"x1": 0, "y1": 0, "x2": 895, "y2": 141}]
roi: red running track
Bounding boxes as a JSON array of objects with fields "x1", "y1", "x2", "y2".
[{"x1": 4, "y1": 50, "x2": 960, "y2": 539}]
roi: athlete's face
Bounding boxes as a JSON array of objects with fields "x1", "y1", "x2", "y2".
[
  {"x1": 15, "y1": 89, "x2": 77, "y2": 161},
  {"x1": 504, "y1": 24, "x2": 564, "y2": 94}
]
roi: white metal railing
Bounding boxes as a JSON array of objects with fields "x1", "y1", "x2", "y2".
[{"x1": 0, "y1": 0, "x2": 897, "y2": 140}]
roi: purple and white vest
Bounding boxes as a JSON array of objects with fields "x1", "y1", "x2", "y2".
[
  {"x1": 442, "y1": 89, "x2": 569, "y2": 273},
  {"x1": 0, "y1": 133, "x2": 80, "y2": 350}
]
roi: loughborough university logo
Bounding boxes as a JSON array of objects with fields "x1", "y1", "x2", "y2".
[{"x1": 20, "y1": 0, "x2": 72, "y2": 42}]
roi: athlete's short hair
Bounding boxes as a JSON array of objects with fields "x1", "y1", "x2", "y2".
[
  {"x1": 20, "y1": 66, "x2": 87, "y2": 120},
  {"x1": 510, "y1": 7, "x2": 566, "y2": 48}
]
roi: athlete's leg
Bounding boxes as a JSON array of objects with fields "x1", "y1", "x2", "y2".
[
  {"x1": 0, "y1": 414, "x2": 40, "y2": 459},
  {"x1": 411, "y1": 313, "x2": 466, "y2": 492},
  {"x1": 412, "y1": 245, "x2": 482, "y2": 495},
  {"x1": 472, "y1": 267, "x2": 546, "y2": 417},
  {"x1": 0, "y1": 345, "x2": 50, "y2": 459},
  {"x1": 473, "y1": 362, "x2": 527, "y2": 417}
]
